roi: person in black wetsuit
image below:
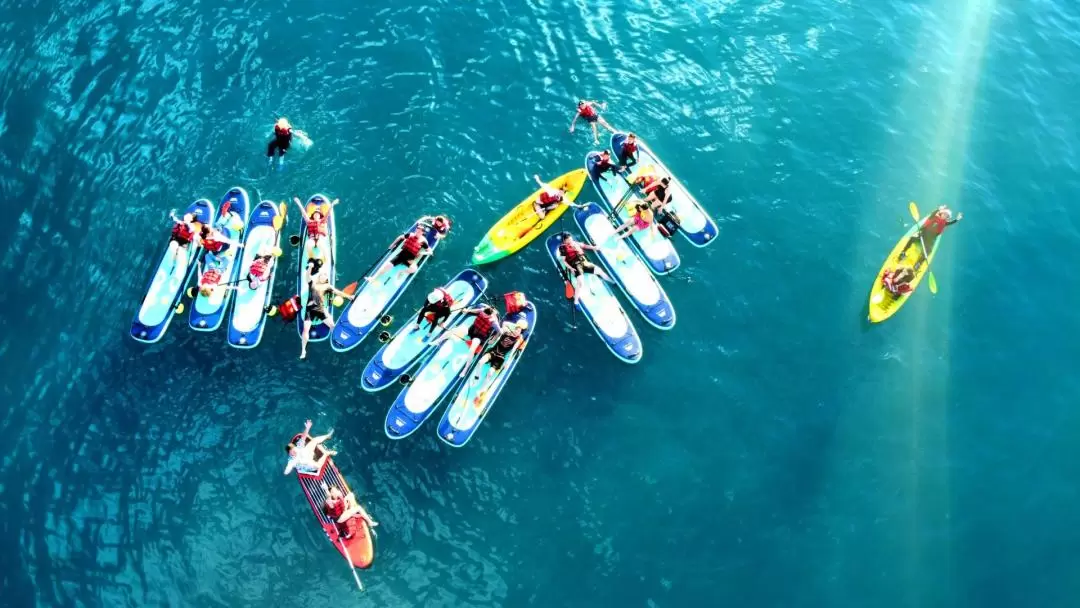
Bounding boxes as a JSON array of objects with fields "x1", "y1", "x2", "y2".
[
  {"x1": 415, "y1": 288, "x2": 456, "y2": 334},
  {"x1": 267, "y1": 118, "x2": 293, "y2": 165},
  {"x1": 588, "y1": 149, "x2": 624, "y2": 182}
]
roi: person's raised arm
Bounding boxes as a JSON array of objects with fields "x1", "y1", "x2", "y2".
[{"x1": 293, "y1": 197, "x2": 307, "y2": 219}]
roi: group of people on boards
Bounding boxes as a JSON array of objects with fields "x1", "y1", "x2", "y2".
[{"x1": 880, "y1": 206, "x2": 963, "y2": 297}]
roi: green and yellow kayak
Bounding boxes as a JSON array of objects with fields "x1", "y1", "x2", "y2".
[
  {"x1": 868, "y1": 215, "x2": 941, "y2": 323},
  {"x1": 471, "y1": 169, "x2": 588, "y2": 265}
]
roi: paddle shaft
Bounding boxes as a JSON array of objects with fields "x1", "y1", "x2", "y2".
[{"x1": 337, "y1": 536, "x2": 364, "y2": 591}]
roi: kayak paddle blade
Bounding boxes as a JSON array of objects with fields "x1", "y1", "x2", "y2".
[
  {"x1": 908, "y1": 201, "x2": 921, "y2": 222},
  {"x1": 342, "y1": 281, "x2": 359, "y2": 297},
  {"x1": 928, "y1": 272, "x2": 938, "y2": 294},
  {"x1": 563, "y1": 280, "x2": 575, "y2": 300}
]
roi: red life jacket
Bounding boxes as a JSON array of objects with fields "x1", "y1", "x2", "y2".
[
  {"x1": 435, "y1": 288, "x2": 453, "y2": 307},
  {"x1": 323, "y1": 497, "x2": 346, "y2": 519},
  {"x1": 882, "y1": 271, "x2": 912, "y2": 295},
  {"x1": 471, "y1": 310, "x2": 495, "y2": 337},
  {"x1": 279, "y1": 295, "x2": 301, "y2": 322},
  {"x1": 578, "y1": 104, "x2": 597, "y2": 118},
  {"x1": 503, "y1": 291, "x2": 527, "y2": 315},
  {"x1": 171, "y1": 222, "x2": 194, "y2": 242},
  {"x1": 559, "y1": 242, "x2": 585, "y2": 264},
  {"x1": 202, "y1": 233, "x2": 226, "y2": 253},
  {"x1": 640, "y1": 176, "x2": 660, "y2": 193},
  {"x1": 924, "y1": 214, "x2": 948, "y2": 235},
  {"x1": 200, "y1": 268, "x2": 222, "y2": 287},
  {"x1": 622, "y1": 140, "x2": 638, "y2": 156},
  {"x1": 250, "y1": 257, "x2": 270, "y2": 279},
  {"x1": 274, "y1": 124, "x2": 291, "y2": 138},
  {"x1": 306, "y1": 217, "x2": 326, "y2": 237},
  {"x1": 538, "y1": 190, "x2": 563, "y2": 207},
  {"x1": 402, "y1": 233, "x2": 424, "y2": 256}
]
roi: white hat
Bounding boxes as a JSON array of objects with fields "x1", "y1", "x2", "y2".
[{"x1": 427, "y1": 289, "x2": 444, "y2": 304}]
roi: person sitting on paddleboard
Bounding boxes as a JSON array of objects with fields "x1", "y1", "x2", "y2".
[
  {"x1": 284, "y1": 420, "x2": 336, "y2": 475},
  {"x1": 532, "y1": 174, "x2": 584, "y2": 220},
  {"x1": 588, "y1": 150, "x2": 624, "y2": 182},
  {"x1": 463, "y1": 319, "x2": 529, "y2": 402},
  {"x1": 322, "y1": 484, "x2": 379, "y2": 539},
  {"x1": 293, "y1": 196, "x2": 340, "y2": 246},
  {"x1": 557, "y1": 232, "x2": 614, "y2": 305},
  {"x1": 615, "y1": 132, "x2": 640, "y2": 169},
  {"x1": 434, "y1": 304, "x2": 500, "y2": 353},
  {"x1": 611, "y1": 202, "x2": 656, "y2": 241},
  {"x1": 642, "y1": 176, "x2": 673, "y2": 212},
  {"x1": 267, "y1": 118, "x2": 293, "y2": 163},
  {"x1": 365, "y1": 226, "x2": 432, "y2": 283},
  {"x1": 167, "y1": 211, "x2": 200, "y2": 268},
  {"x1": 569, "y1": 99, "x2": 614, "y2": 144},
  {"x1": 882, "y1": 266, "x2": 916, "y2": 297},
  {"x1": 415, "y1": 287, "x2": 456, "y2": 334},
  {"x1": 300, "y1": 263, "x2": 355, "y2": 360}
]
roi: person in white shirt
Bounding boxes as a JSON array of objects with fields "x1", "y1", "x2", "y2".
[{"x1": 283, "y1": 420, "x2": 336, "y2": 475}]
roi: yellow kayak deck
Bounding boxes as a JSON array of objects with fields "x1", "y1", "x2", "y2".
[{"x1": 868, "y1": 216, "x2": 942, "y2": 323}]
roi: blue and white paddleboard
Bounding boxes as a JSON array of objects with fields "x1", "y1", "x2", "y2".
[
  {"x1": 545, "y1": 234, "x2": 642, "y2": 363},
  {"x1": 573, "y1": 203, "x2": 676, "y2": 330},
  {"x1": 331, "y1": 218, "x2": 443, "y2": 352},
  {"x1": 611, "y1": 132, "x2": 718, "y2": 247},
  {"x1": 227, "y1": 200, "x2": 285, "y2": 349},
  {"x1": 586, "y1": 152, "x2": 680, "y2": 275},
  {"x1": 296, "y1": 193, "x2": 337, "y2": 342},
  {"x1": 436, "y1": 301, "x2": 537, "y2": 447},
  {"x1": 190, "y1": 187, "x2": 250, "y2": 332},
  {"x1": 361, "y1": 269, "x2": 488, "y2": 392},
  {"x1": 130, "y1": 199, "x2": 214, "y2": 343}
]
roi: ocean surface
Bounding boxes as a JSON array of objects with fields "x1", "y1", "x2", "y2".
[{"x1": 2, "y1": 0, "x2": 1080, "y2": 606}]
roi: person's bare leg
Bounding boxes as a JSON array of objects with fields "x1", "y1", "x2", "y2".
[
  {"x1": 300, "y1": 320, "x2": 312, "y2": 359},
  {"x1": 465, "y1": 353, "x2": 491, "y2": 379},
  {"x1": 598, "y1": 117, "x2": 615, "y2": 133},
  {"x1": 366, "y1": 262, "x2": 391, "y2": 283},
  {"x1": 590, "y1": 123, "x2": 600, "y2": 144}
]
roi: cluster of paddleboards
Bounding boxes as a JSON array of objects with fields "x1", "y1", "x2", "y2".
[{"x1": 471, "y1": 131, "x2": 718, "y2": 364}]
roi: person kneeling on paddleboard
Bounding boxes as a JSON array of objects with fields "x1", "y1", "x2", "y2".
[
  {"x1": 557, "y1": 233, "x2": 615, "y2": 305},
  {"x1": 415, "y1": 288, "x2": 456, "y2": 334},
  {"x1": 300, "y1": 263, "x2": 355, "y2": 360},
  {"x1": 616, "y1": 132, "x2": 640, "y2": 169},
  {"x1": 464, "y1": 319, "x2": 529, "y2": 402},
  {"x1": 588, "y1": 150, "x2": 625, "y2": 182},
  {"x1": 365, "y1": 226, "x2": 432, "y2": 283},
  {"x1": 569, "y1": 99, "x2": 614, "y2": 144},
  {"x1": 532, "y1": 174, "x2": 584, "y2": 220},
  {"x1": 882, "y1": 266, "x2": 916, "y2": 297},
  {"x1": 321, "y1": 485, "x2": 378, "y2": 540},
  {"x1": 284, "y1": 420, "x2": 336, "y2": 475}
]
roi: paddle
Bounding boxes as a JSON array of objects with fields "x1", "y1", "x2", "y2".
[
  {"x1": 336, "y1": 536, "x2": 364, "y2": 592},
  {"x1": 559, "y1": 265, "x2": 577, "y2": 327},
  {"x1": 332, "y1": 281, "x2": 359, "y2": 307},
  {"x1": 907, "y1": 202, "x2": 939, "y2": 294}
]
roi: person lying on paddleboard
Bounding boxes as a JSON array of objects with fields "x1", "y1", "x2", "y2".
[
  {"x1": 194, "y1": 250, "x2": 230, "y2": 297},
  {"x1": 610, "y1": 202, "x2": 656, "y2": 242},
  {"x1": 415, "y1": 287, "x2": 456, "y2": 334},
  {"x1": 569, "y1": 99, "x2": 614, "y2": 144},
  {"x1": 435, "y1": 304, "x2": 500, "y2": 353},
  {"x1": 588, "y1": 150, "x2": 625, "y2": 182},
  {"x1": 293, "y1": 196, "x2": 340, "y2": 246},
  {"x1": 167, "y1": 211, "x2": 201, "y2": 268},
  {"x1": 532, "y1": 174, "x2": 584, "y2": 220},
  {"x1": 197, "y1": 221, "x2": 244, "y2": 257},
  {"x1": 284, "y1": 420, "x2": 336, "y2": 475},
  {"x1": 322, "y1": 485, "x2": 379, "y2": 539},
  {"x1": 463, "y1": 319, "x2": 529, "y2": 403},
  {"x1": 615, "y1": 132, "x2": 639, "y2": 169},
  {"x1": 301, "y1": 263, "x2": 355, "y2": 360},
  {"x1": 365, "y1": 225, "x2": 433, "y2": 284},
  {"x1": 244, "y1": 244, "x2": 281, "y2": 289},
  {"x1": 882, "y1": 266, "x2": 916, "y2": 297},
  {"x1": 557, "y1": 232, "x2": 614, "y2": 305}
]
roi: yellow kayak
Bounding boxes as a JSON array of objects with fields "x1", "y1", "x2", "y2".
[
  {"x1": 471, "y1": 169, "x2": 587, "y2": 265},
  {"x1": 868, "y1": 215, "x2": 941, "y2": 323}
]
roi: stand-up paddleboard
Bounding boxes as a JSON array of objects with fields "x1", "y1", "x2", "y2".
[
  {"x1": 331, "y1": 217, "x2": 444, "y2": 353},
  {"x1": 227, "y1": 200, "x2": 286, "y2": 348},
  {"x1": 436, "y1": 301, "x2": 537, "y2": 447},
  {"x1": 611, "y1": 132, "x2": 718, "y2": 247},
  {"x1": 296, "y1": 194, "x2": 337, "y2": 341},
  {"x1": 292, "y1": 434, "x2": 376, "y2": 572},
  {"x1": 545, "y1": 234, "x2": 642, "y2": 363},
  {"x1": 471, "y1": 169, "x2": 588, "y2": 265},
  {"x1": 573, "y1": 203, "x2": 676, "y2": 330},
  {"x1": 586, "y1": 152, "x2": 680, "y2": 275},
  {"x1": 190, "y1": 187, "x2": 250, "y2": 332},
  {"x1": 130, "y1": 199, "x2": 214, "y2": 343},
  {"x1": 361, "y1": 269, "x2": 488, "y2": 392}
]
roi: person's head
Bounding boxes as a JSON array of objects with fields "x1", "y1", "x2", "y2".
[
  {"x1": 660, "y1": 177, "x2": 671, "y2": 186},
  {"x1": 433, "y1": 215, "x2": 451, "y2": 235},
  {"x1": 600, "y1": 150, "x2": 611, "y2": 160},
  {"x1": 627, "y1": 132, "x2": 636, "y2": 143},
  {"x1": 183, "y1": 213, "x2": 195, "y2": 223},
  {"x1": 200, "y1": 225, "x2": 211, "y2": 239},
  {"x1": 311, "y1": 210, "x2": 323, "y2": 222},
  {"x1": 482, "y1": 305, "x2": 495, "y2": 316},
  {"x1": 199, "y1": 285, "x2": 214, "y2": 297},
  {"x1": 285, "y1": 442, "x2": 297, "y2": 455},
  {"x1": 308, "y1": 257, "x2": 324, "y2": 276},
  {"x1": 501, "y1": 320, "x2": 520, "y2": 335},
  {"x1": 426, "y1": 289, "x2": 444, "y2": 305},
  {"x1": 327, "y1": 486, "x2": 344, "y2": 500},
  {"x1": 276, "y1": 117, "x2": 291, "y2": 130},
  {"x1": 936, "y1": 206, "x2": 953, "y2": 220},
  {"x1": 413, "y1": 225, "x2": 426, "y2": 237},
  {"x1": 516, "y1": 319, "x2": 529, "y2": 331},
  {"x1": 577, "y1": 100, "x2": 586, "y2": 108},
  {"x1": 560, "y1": 232, "x2": 573, "y2": 244}
]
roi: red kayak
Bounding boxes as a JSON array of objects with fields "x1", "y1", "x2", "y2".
[{"x1": 292, "y1": 434, "x2": 376, "y2": 569}]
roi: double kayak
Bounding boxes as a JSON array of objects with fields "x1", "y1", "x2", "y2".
[
  {"x1": 436, "y1": 300, "x2": 537, "y2": 447},
  {"x1": 360, "y1": 269, "x2": 488, "y2": 391},
  {"x1": 190, "y1": 188, "x2": 250, "y2": 332},
  {"x1": 227, "y1": 200, "x2": 286, "y2": 348},
  {"x1": 331, "y1": 217, "x2": 444, "y2": 352},
  {"x1": 573, "y1": 203, "x2": 676, "y2": 330},
  {"x1": 292, "y1": 434, "x2": 376, "y2": 571},
  {"x1": 130, "y1": 198, "x2": 214, "y2": 343},
  {"x1": 868, "y1": 215, "x2": 941, "y2": 323},
  {"x1": 610, "y1": 132, "x2": 719, "y2": 247},
  {"x1": 586, "y1": 152, "x2": 680, "y2": 275},
  {"x1": 471, "y1": 169, "x2": 588, "y2": 265},
  {"x1": 545, "y1": 234, "x2": 642, "y2": 363},
  {"x1": 296, "y1": 194, "x2": 338, "y2": 341}
]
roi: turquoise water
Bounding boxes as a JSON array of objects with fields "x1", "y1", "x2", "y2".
[{"x1": 3, "y1": 0, "x2": 1080, "y2": 605}]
